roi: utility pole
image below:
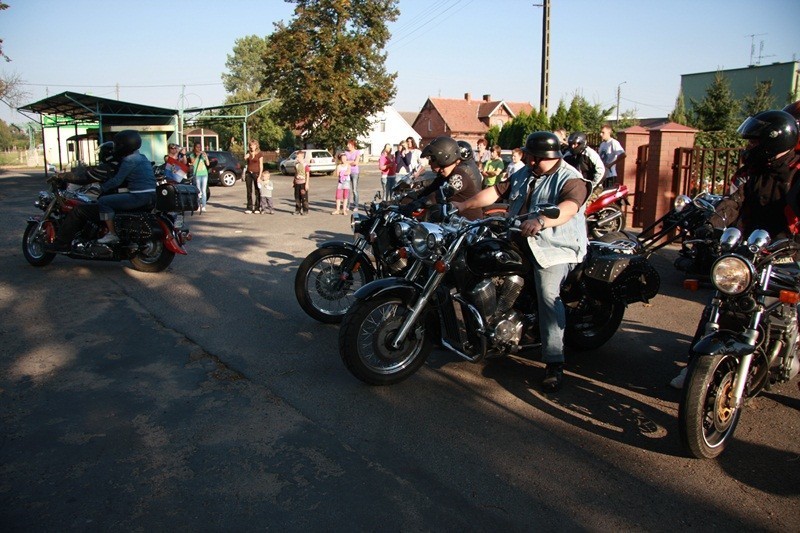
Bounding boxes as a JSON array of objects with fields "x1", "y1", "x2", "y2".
[
  {"x1": 536, "y1": 0, "x2": 551, "y2": 113},
  {"x1": 616, "y1": 81, "x2": 626, "y2": 123}
]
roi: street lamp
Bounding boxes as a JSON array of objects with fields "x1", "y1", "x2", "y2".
[{"x1": 616, "y1": 81, "x2": 627, "y2": 123}]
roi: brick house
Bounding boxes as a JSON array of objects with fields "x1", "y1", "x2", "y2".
[{"x1": 412, "y1": 93, "x2": 535, "y2": 147}]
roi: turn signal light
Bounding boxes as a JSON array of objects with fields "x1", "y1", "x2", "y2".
[
  {"x1": 779, "y1": 290, "x2": 800, "y2": 304},
  {"x1": 398, "y1": 248, "x2": 408, "y2": 259},
  {"x1": 683, "y1": 279, "x2": 700, "y2": 291},
  {"x1": 434, "y1": 260, "x2": 448, "y2": 273}
]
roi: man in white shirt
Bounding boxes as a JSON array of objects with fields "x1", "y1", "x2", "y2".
[{"x1": 598, "y1": 124, "x2": 625, "y2": 186}]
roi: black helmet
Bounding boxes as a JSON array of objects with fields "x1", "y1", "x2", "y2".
[
  {"x1": 523, "y1": 131, "x2": 562, "y2": 159},
  {"x1": 456, "y1": 140, "x2": 473, "y2": 161},
  {"x1": 737, "y1": 110, "x2": 798, "y2": 165},
  {"x1": 97, "y1": 141, "x2": 115, "y2": 163},
  {"x1": 567, "y1": 132, "x2": 588, "y2": 154},
  {"x1": 421, "y1": 136, "x2": 461, "y2": 167},
  {"x1": 113, "y1": 130, "x2": 142, "y2": 158},
  {"x1": 783, "y1": 100, "x2": 800, "y2": 124}
]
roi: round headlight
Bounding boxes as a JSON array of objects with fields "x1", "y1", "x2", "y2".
[
  {"x1": 393, "y1": 221, "x2": 412, "y2": 243},
  {"x1": 411, "y1": 222, "x2": 443, "y2": 259},
  {"x1": 711, "y1": 255, "x2": 753, "y2": 295},
  {"x1": 674, "y1": 195, "x2": 691, "y2": 213}
]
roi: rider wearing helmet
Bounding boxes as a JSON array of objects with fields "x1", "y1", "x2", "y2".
[
  {"x1": 671, "y1": 109, "x2": 800, "y2": 389},
  {"x1": 402, "y1": 136, "x2": 482, "y2": 220},
  {"x1": 456, "y1": 139, "x2": 483, "y2": 190},
  {"x1": 96, "y1": 130, "x2": 157, "y2": 244},
  {"x1": 564, "y1": 132, "x2": 605, "y2": 190},
  {"x1": 452, "y1": 131, "x2": 592, "y2": 393},
  {"x1": 782, "y1": 100, "x2": 800, "y2": 152}
]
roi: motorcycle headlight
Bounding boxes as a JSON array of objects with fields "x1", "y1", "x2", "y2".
[
  {"x1": 393, "y1": 220, "x2": 412, "y2": 244},
  {"x1": 411, "y1": 222, "x2": 444, "y2": 260},
  {"x1": 711, "y1": 255, "x2": 754, "y2": 295},
  {"x1": 673, "y1": 195, "x2": 691, "y2": 213}
]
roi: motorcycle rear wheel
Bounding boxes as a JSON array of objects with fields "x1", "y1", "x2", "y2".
[
  {"x1": 338, "y1": 295, "x2": 432, "y2": 385},
  {"x1": 129, "y1": 238, "x2": 175, "y2": 272},
  {"x1": 295, "y1": 247, "x2": 374, "y2": 323},
  {"x1": 564, "y1": 296, "x2": 625, "y2": 350},
  {"x1": 679, "y1": 354, "x2": 742, "y2": 459},
  {"x1": 590, "y1": 206, "x2": 625, "y2": 239},
  {"x1": 23, "y1": 221, "x2": 56, "y2": 267}
]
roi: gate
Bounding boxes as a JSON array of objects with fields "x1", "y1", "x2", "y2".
[{"x1": 672, "y1": 147, "x2": 740, "y2": 197}]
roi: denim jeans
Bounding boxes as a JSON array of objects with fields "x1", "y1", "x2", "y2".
[
  {"x1": 533, "y1": 261, "x2": 573, "y2": 364},
  {"x1": 194, "y1": 174, "x2": 208, "y2": 207},
  {"x1": 98, "y1": 192, "x2": 156, "y2": 220},
  {"x1": 349, "y1": 171, "x2": 359, "y2": 208},
  {"x1": 386, "y1": 175, "x2": 397, "y2": 199}
]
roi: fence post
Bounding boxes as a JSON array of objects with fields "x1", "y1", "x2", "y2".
[
  {"x1": 617, "y1": 126, "x2": 649, "y2": 228},
  {"x1": 641, "y1": 122, "x2": 699, "y2": 228}
]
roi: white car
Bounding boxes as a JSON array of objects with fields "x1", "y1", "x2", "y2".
[{"x1": 279, "y1": 149, "x2": 336, "y2": 176}]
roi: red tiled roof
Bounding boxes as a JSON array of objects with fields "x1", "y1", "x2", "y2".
[{"x1": 428, "y1": 96, "x2": 535, "y2": 134}]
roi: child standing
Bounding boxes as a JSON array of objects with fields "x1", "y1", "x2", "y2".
[
  {"x1": 378, "y1": 143, "x2": 397, "y2": 200},
  {"x1": 258, "y1": 170, "x2": 274, "y2": 214},
  {"x1": 332, "y1": 153, "x2": 351, "y2": 215}
]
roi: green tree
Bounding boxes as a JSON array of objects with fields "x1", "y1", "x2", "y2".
[
  {"x1": 550, "y1": 99, "x2": 568, "y2": 131},
  {"x1": 262, "y1": 0, "x2": 398, "y2": 152},
  {"x1": 741, "y1": 80, "x2": 775, "y2": 117},
  {"x1": 565, "y1": 95, "x2": 585, "y2": 132},
  {"x1": 485, "y1": 125, "x2": 501, "y2": 147},
  {"x1": 616, "y1": 108, "x2": 640, "y2": 129},
  {"x1": 0, "y1": 3, "x2": 10, "y2": 63},
  {"x1": 690, "y1": 71, "x2": 740, "y2": 132},
  {"x1": 669, "y1": 90, "x2": 688, "y2": 125}
]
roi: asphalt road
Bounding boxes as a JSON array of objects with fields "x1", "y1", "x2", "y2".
[{"x1": 1, "y1": 167, "x2": 798, "y2": 531}]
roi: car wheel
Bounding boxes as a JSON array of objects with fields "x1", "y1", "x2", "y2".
[
  {"x1": 220, "y1": 170, "x2": 237, "y2": 187},
  {"x1": 281, "y1": 164, "x2": 289, "y2": 175}
]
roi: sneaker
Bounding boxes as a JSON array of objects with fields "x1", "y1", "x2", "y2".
[
  {"x1": 293, "y1": 211, "x2": 300, "y2": 216},
  {"x1": 331, "y1": 210, "x2": 340, "y2": 215},
  {"x1": 245, "y1": 209, "x2": 252, "y2": 214},
  {"x1": 200, "y1": 206, "x2": 207, "y2": 213},
  {"x1": 269, "y1": 210, "x2": 274, "y2": 215},
  {"x1": 254, "y1": 210, "x2": 261, "y2": 214},
  {"x1": 669, "y1": 367, "x2": 688, "y2": 389},
  {"x1": 542, "y1": 363, "x2": 564, "y2": 393},
  {"x1": 97, "y1": 232, "x2": 119, "y2": 245}
]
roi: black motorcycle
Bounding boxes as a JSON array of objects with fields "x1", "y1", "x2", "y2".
[
  {"x1": 294, "y1": 196, "x2": 423, "y2": 323},
  {"x1": 678, "y1": 227, "x2": 800, "y2": 459},
  {"x1": 338, "y1": 206, "x2": 660, "y2": 385}
]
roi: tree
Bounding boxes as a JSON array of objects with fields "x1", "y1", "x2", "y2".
[
  {"x1": 485, "y1": 125, "x2": 501, "y2": 148},
  {"x1": 0, "y1": 3, "x2": 10, "y2": 63},
  {"x1": 262, "y1": 0, "x2": 398, "y2": 152},
  {"x1": 741, "y1": 80, "x2": 775, "y2": 117},
  {"x1": 565, "y1": 95, "x2": 584, "y2": 132},
  {"x1": 550, "y1": 99, "x2": 568, "y2": 131},
  {"x1": 690, "y1": 71, "x2": 740, "y2": 133},
  {"x1": 616, "y1": 108, "x2": 640, "y2": 129},
  {"x1": 669, "y1": 90, "x2": 688, "y2": 125}
]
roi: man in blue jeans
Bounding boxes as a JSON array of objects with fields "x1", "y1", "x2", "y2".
[
  {"x1": 452, "y1": 131, "x2": 591, "y2": 392},
  {"x1": 97, "y1": 130, "x2": 157, "y2": 244}
]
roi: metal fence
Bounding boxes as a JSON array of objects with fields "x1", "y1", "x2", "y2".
[{"x1": 672, "y1": 147, "x2": 740, "y2": 196}]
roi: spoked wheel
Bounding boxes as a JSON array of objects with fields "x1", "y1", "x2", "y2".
[
  {"x1": 590, "y1": 206, "x2": 625, "y2": 239},
  {"x1": 295, "y1": 247, "x2": 373, "y2": 323},
  {"x1": 129, "y1": 238, "x2": 175, "y2": 272},
  {"x1": 679, "y1": 354, "x2": 742, "y2": 459},
  {"x1": 22, "y1": 221, "x2": 57, "y2": 267},
  {"x1": 564, "y1": 295, "x2": 625, "y2": 350},
  {"x1": 338, "y1": 295, "x2": 432, "y2": 385}
]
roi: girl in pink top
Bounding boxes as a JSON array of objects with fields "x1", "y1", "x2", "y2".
[{"x1": 332, "y1": 153, "x2": 351, "y2": 215}]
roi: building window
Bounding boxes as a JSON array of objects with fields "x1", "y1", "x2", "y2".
[
  {"x1": 380, "y1": 120, "x2": 386, "y2": 133},
  {"x1": 428, "y1": 119, "x2": 432, "y2": 132}
]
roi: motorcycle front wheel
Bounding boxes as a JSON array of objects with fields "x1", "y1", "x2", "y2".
[
  {"x1": 129, "y1": 237, "x2": 175, "y2": 272},
  {"x1": 678, "y1": 354, "x2": 742, "y2": 459},
  {"x1": 22, "y1": 221, "x2": 57, "y2": 267},
  {"x1": 589, "y1": 206, "x2": 625, "y2": 239},
  {"x1": 295, "y1": 247, "x2": 373, "y2": 323},
  {"x1": 564, "y1": 295, "x2": 625, "y2": 350},
  {"x1": 338, "y1": 295, "x2": 432, "y2": 385}
]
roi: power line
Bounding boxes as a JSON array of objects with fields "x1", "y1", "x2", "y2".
[{"x1": 19, "y1": 82, "x2": 223, "y2": 89}]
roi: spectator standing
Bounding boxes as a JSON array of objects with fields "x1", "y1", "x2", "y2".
[
  {"x1": 474, "y1": 138, "x2": 490, "y2": 168},
  {"x1": 293, "y1": 150, "x2": 310, "y2": 215},
  {"x1": 345, "y1": 139, "x2": 362, "y2": 211},
  {"x1": 164, "y1": 143, "x2": 188, "y2": 183},
  {"x1": 504, "y1": 148, "x2": 525, "y2": 179},
  {"x1": 257, "y1": 169, "x2": 274, "y2": 214},
  {"x1": 378, "y1": 143, "x2": 397, "y2": 199},
  {"x1": 481, "y1": 145, "x2": 506, "y2": 188},
  {"x1": 187, "y1": 142, "x2": 210, "y2": 212},
  {"x1": 332, "y1": 153, "x2": 352, "y2": 215},
  {"x1": 405, "y1": 137, "x2": 423, "y2": 179},
  {"x1": 243, "y1": 140, "x2": 264, "y2": 214},
  {"x1": 395, "y1": 139, "x2": 410, "y2": 183},
  {"x1": 598, "y1": 124, "x2": 626, "y2": 186}
]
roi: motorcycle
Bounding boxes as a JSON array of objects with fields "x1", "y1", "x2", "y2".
[
  {"x1": 678, "y1": 227, "x2": 800, "y2": 459},
  {"x1": 585, "y1": 184, "x2": 630, "y2": 238},
  {"x1": 294, "y1": 194, "x2": 424, "y2": 323},
  {"x1": 22, "y1": 174, "x2": 196, "y2": 273},
  {"x1": 338, "y1": 205, "x2": 660, "y2": 385}
]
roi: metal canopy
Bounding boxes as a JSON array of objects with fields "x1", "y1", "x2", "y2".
[{"x1": 18, "y1": 91, "x2": 178, "y2": 126}]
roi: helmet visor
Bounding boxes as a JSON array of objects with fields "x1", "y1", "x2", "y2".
[{"x1": 736, "y1": 116, "x2": 769, "y2": 138}]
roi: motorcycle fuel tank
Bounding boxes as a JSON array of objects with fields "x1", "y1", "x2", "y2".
[{"x1": 466, "y1": 238, "x2": 529, "y2": 277}]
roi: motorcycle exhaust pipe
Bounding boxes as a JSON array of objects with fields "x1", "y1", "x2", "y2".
[{"x1": 597, "y1": 210, "x2": 623, "y2": 226}]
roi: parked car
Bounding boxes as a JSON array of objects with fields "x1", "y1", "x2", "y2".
[
  {"x1": 279, "y1": 150, "x2": 336, "y2": 176},
  {"x1": 206, "y1": 151, "x2": 242, "y2": 187}
]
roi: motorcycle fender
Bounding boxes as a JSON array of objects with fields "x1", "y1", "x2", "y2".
[
  {"x1": 155, "y1": 218, "x2": 187, "y2": 255},
  {"x1": 319, "y1": 241, "x2": 376, "y2": 277},
  {"x1": 692, "y1": 331, "x2": 751, "y2": 358},
  {"x1": 352, "y1": 277, "x2": 420, "y2": 303}
]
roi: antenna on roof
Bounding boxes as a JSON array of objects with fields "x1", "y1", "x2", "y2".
[{"x1": 746, "y1": 33, "x2": 767, "y2": 66}]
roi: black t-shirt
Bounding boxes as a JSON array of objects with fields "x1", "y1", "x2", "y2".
[{"x1": 418, "y1": 162, "x2": 482, "y2": 220}]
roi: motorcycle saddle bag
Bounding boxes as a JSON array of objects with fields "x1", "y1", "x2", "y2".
[
  {"x1": 156, "y1": 183, "x2": 200, "y2": 212},
  {"x1": 583, "y1": 248, "x2": 660, "y2": 304}
]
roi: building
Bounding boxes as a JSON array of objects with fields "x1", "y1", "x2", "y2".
[
  {"x1": 681, "y1": 61, "x2": 800, "y2": 111},
  {"x1": 357, "y1": 106, "x2": 421, "y2": 158},
  {"x1": 412, "y1": 93, "x2": 535, "y2": 147}
]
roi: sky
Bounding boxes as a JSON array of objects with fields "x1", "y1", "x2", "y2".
[{"x1": 1, "y1": 0, "x2": 798, "y2": 126}]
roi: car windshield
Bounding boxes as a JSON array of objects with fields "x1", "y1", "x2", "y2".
[{"x1": 312, "y1": 152, "x2": 330, "y2": 159}]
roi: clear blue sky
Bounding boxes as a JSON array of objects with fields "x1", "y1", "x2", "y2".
[{"x1": 1, "y1": 0, "x2": 798, "y2": 126}]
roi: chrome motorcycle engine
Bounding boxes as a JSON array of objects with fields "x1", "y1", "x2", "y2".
[
  {"x1": 467, "y1": 275, "x2": 525, "y2": 325},
  {"x1": 493, "y1": 310, "x2": 524, "y2": 345}
]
